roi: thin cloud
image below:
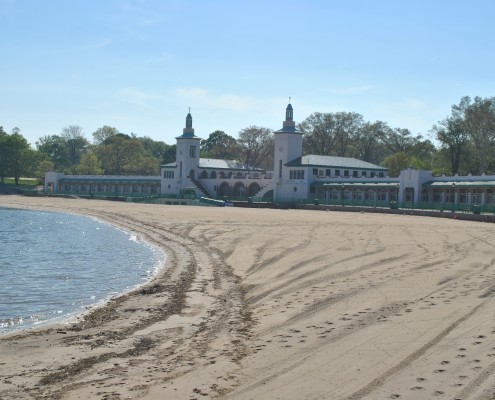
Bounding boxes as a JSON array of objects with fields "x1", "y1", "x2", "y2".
[
  {"x1": 144, "y1": 51, "x2": 173, "y2": 64},
  {"x1": 176, "y1": 88, "x2": 262, "y2": 111},
  {"x1": 118, "y1": 87, "x2": 157, "y2": 108},
  {"x1": 82, "y1": 38, "x2": 114, "y2": 50},
  {"x1": 328, "y1": 85, "x2": 374, "y2": 95}
]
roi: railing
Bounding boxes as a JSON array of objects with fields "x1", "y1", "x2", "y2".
[{"x1": 304, "y1": 199, "x2": 494, "y2": 214}]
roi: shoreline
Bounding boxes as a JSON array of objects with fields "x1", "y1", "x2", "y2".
[
  {"x1": 0, "y1": 206, "x2": 167, "y2": 339},
  {"x1": 2, "y1": 196, "x2": 495, "y2": 399}
]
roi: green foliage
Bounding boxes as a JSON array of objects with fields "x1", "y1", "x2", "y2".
[
  {"x1": 201, "y1": 130, "x2": 239, "y2": 159},
  {"x1": 237, "y1": 126, "x2": 274, "y2": 169},
  {"x1": 61, "y1": 125, "x2": 89, "y2": 167},
  {"x1": 6, "y1": 94, "x2": 495, "y2": 184},
  {"x1": 162, "y1": 144, "x2": 176, "y2": 165},
  {"x1": 381, "y1": 152, "x2": 411, "y2": 177},
  {"x1": 36, "y1": 135, "x2": 71, "y2": 170},
  {"x1": 1, "y1": 131, "x2": 38, "y2": 184},
  {"x1": 73, "y1": 152, "x2": 103, "y2": 175},
  {"x1": 92, "y1": 126, "x2": 119, "y2": 145}
]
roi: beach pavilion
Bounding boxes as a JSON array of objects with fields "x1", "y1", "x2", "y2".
[{"x1": 44, "y1": 103, "x2": 495, "y2": 213}]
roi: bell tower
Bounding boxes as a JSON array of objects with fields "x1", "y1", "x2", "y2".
[
  {"x1": 175, "y1": 109, "x2": 201, "y2": 183},
  {"x1": 274, "y1": 100, "x2": 303, "y2": 181}
]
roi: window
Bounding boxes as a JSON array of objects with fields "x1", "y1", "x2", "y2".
[
  {"x1": 335, "y1": 169, "x2": 340, "y2": 177},
  {"x1": 378, "y1": 172, "x2": 384, "y2": 177},
  {"x1": 344, "y1": 170, "x2": 349, "y2": 177},
  {"x1": 352, "y1": 171, "x2": 358, "y2": 178},
  {"x1": 190, "y1": 146, "x2": 196, "y2": 158},
  {"x1": 313, "y1": 168, "x2": 318, "y2": 176},
  {"x1": 163, "y1": 170, "x2": 174, "y2": 179},
  {"x1": 362, "y1": 171, "x2": 367, "y2": 177},
  {"x1": 326, "y1": 169, "x2": 331, "y2": 177},
  {"x1": 279, "y1": 160, "x2": 283, "y2": 178},
  {"x1": 318, "y1": 169, "x2": 324, "y2": 177},
  {"x1": 290, "y1": 170, "x2": 305, "y2": 179}
]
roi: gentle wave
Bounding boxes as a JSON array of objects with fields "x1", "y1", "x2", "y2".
[{"x1": 0, "y1": 207, "x2": 165, "y2": 335}]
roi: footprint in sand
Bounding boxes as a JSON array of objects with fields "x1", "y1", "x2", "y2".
[
  {"x1": 441, "y1": 361, "x2": 450, "y2": 365},
  {"x1": 416, "y1": 377, "x2": 426, "y2": 382},
  {"x1": 434, "y1": 369, "x2": 446, "y2": 373}
]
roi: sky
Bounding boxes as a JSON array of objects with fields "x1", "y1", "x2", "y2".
[{"x1": 1, "y1": 0, "x2": 494, "y2": 148}]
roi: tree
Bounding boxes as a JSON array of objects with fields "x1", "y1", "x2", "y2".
[
  {"x1": 383, "y1": 128, "x2": 417, "y2": 154},
  {"x1": 300, "y1": 112, "x2": 364, "y2": 157},
  {"x1": 381, "y1": 152, "x2": 412, "y2": 177},
  {"x1": 92, "y1": 126, "x2": 119, "y2": 145},
  {"x1": 352, "y1": 121, "x2": 390, "y2": 163},
  {"x1": 162, "y1": 144, "x2": 176, "y2": 165},
  {"x1": 237, "y1": 126, "x2": 274, "y2": 169},
  {"x1": 463, "y1": 96, "x2": 495, "y2": 174},
  {"x1": 333, "y1": 112, "x2": 364, "y2": 156},
  {"x1": 136, "y1": 136, "x2": 169, "y2": 159},
  {"x1": 0, "y1": 126, "x2": 8, "y2": 183},
  {"x1": 36, "y1": 135, "x2": 70, "y2": 171},
  {"x1": 201, "y1": 130, "x2": 239, "y2": 159},
  {"x1": 73, "y1": 152, "x2": 103, "y2": 175},
  {"x1": 3, "y1": 132, "x2": 36, "y2": 184},
  {"x1": 431, "y1": 100, "x2": 469, "y2": 175},
  {"x1": 95, "y1": 135, "x2": 145, "y2": 174},
  {"x1": 61, "y1": 125, "x2": 88, "y2": 167},
  {"x1": 133, "y1": 156, "x2": 160, "y2": 175},
  {"x1": 300, "y1": 112, "x2": 339, "y2": 156},
  {"x1": 36, "y1": 159, "x2": 55, "y2": 182}
]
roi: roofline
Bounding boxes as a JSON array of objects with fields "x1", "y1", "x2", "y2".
[
  {"x1": 286, "y1": 162, "x2": 388, "y2": 171},
  {"x1": 198, "y1": 166, "x2": 265, "y2": 171}
]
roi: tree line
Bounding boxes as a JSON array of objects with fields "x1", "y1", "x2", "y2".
[{"x1": 1, "y1": 95, "x2": 495, "y2": 184}]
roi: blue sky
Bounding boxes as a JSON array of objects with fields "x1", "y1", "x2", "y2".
[{"x1": 1, "y1": 0, "x2": 494, "y2": 147}]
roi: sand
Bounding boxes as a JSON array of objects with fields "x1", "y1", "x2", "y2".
[{"x1": 1, "y1": 196, "x2": 495, "y2": 400}]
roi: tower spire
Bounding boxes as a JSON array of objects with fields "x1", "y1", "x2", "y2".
[
  {"x1": 285, "y1": 98, "x2": 293, "y2": 122},
  {"x1": 182, "y1": 108, "x2": 194, "y2": 136}
]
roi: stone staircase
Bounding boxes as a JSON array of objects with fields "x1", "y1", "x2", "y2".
[{"x1": 190, "y1": 179, "x2": 210, "y2": 198}]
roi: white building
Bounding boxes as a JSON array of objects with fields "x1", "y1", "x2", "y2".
[{"x1": 44, "y1": 102, "x2": 495, "y2": 212}]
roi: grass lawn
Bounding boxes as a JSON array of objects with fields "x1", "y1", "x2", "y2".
[{"x1": 2, "y1": 178, "x2": 40, "y2": 187}]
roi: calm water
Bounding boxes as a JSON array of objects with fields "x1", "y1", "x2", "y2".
[{"x1": 0, "y1": 207, "x2": 164, "y2": 335}]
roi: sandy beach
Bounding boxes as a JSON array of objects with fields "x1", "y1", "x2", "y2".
[{"x1": 1, "y1": 196, "x2": 495, "y2": 399}]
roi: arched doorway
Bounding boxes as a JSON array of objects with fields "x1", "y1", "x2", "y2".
[
  {"x1": 217, "y1": 182, "x2": 231, "y2": 197},
  {"x1": 405, "y1": 187, "x2": 415, "y2": 203},
  {"x1": 248, "y1": 182, "x2": 261, "y2": 197},
  {"x1": 201, "y1": 170, "x2": 207, "y2": 179},
  {"x1": 189, "y1": 169, "x2": 195, "y2": 179},
  {"x1": 233, "y1": 182, "x2": 246, "y2": 197}
]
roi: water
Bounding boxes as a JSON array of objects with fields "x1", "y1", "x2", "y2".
[{"x1": 0, "y1": 207, "x2": 164, "y2": 335}]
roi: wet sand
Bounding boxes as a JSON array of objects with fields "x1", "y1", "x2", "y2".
[{"x1": 1, "y1": 196, "x2": 495, "y2": 399}]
